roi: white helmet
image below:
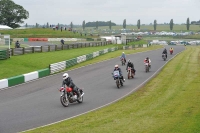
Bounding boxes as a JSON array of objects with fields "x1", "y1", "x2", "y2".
[
  {"x1": 115, "y1": 64, "x2": 119, "y2": 68},
  {"x1": 122, "y1": 52, "x2": 124, "y2": 54},
  {"x1": 63, "y1": 73, "x2": 69, "y2": 80},
  {"x1": 128, "y1": 59, "x2": 131, "y2": 62}
]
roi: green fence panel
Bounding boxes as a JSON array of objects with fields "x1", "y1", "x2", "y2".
[
  {"x1": 8, "y1": 75, "x2": 24, "y2": 87},
  {"x1": 24, "y1": 38, "x2": 28, "y2": 42},
  {"x1": 38, "y1": 68, "x2": 50, "y2": 78}
]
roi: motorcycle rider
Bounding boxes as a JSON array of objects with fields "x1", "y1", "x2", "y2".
[
  {"x1": 162, "y1": 47, "x2": 168, "y2": 58},
  {"x1": 113, "y1": 65, "x2": 125, "y2": 82},
  {"x1": 120, "y1": 52, "x2": 126, "y2": 63},
  {"x1": 126, "y1": 59, "x2": 136, "y2": 74},
  {"x1": 62, "y1": 73, "x2": 81, "y2": 99},
  {"x1": 144, "y1": 57, "x2": 151, "y2": 68}
]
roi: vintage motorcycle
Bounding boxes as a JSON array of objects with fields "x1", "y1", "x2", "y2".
[
  {"x1": 162, "y1": 54, "x2": 167, "y2": 61},
  {"x1": 112, "y1": 70, "x2": 123, "y2": 88},
  {"x1": 127, "y1": 67, "x2": 134, "y2": 79},
  {"x1": 59, "y1": 86, "x2": 84, "y2": 107},
  {"x1": 170, "y1": 49, "x2": 173, "y2": 55},
  {"x1": 121, "y1": 57, "x2": 126, "y2": 66}
]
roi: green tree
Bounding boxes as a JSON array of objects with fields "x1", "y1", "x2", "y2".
[
  {"x1": 46, "y1": 22, "x2": 49, "y2": 28},
  {"x1": 25, "y1": 23, "x2": 28, "y2": 27},
  {"x1": 96, "y1": 21, "x2": 98, "y2": 29},
  {"x1": 0, "y1": 0, "x2": 29, "y2": 28},
  {"x1": 137, "y1": 19, "x2": 140, "y2": 30},
  {"x1": 70, "y1": 22, "x2": 73, "y2": 30},
  {"x1": 109, "y1": 20, "x2": 112, "y2": 30},
  {"x1": 82, "y1": 20, "x2": 85, "y2": 30},
  {"x1": 123, "y1": 19, "x2": 126, "y2": 29},
  {"x1": 36, "y1": 23, "x2": 38, "y2": 28},
  {"x1": 154, "y1": 20, "x2": 157, "y2": 31},
  {"x1": 170, "y1": 19, "x2": 173, "y2": 30},
  {"x1": 186, "y1": 17, "x2": 190, "y2": 30},
  {"x1": 57, "y1": 23, "x2": 60, "y2": 29}
]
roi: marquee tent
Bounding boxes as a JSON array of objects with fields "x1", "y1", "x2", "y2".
[{"x1": 0, "y1": 25, "x2": 13, "y2": 30}]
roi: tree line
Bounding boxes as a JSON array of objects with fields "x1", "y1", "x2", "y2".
[{"x1": 0, "y1": 0, "x2": 193, "y2": 31}]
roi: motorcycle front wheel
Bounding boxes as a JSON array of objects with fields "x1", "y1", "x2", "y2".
[
  {"x1": 60, "y1": 95, "x2": 69, "y2": 107},
  {"x1": 116, "y1": 79, "x2": 120, "y2": 88}
]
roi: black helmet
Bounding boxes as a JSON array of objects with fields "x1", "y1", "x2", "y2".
[{"x1": 146, "y1": 57, "x2": 149, "y2": 59}]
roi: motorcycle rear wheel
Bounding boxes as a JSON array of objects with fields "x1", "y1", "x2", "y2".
[{"x1": 60, "y1": 95, "x2": 69, "y2": 107}]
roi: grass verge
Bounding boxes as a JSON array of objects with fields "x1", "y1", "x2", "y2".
[
  {"x1": 0, "y1": 45, "x2": 162, "y2": 79},
  {"x1": 24, "y1": 46, "x2": 200, "y2": 133}
]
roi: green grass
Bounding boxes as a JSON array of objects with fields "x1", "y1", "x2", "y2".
[
  {"x1": 24, "y1": 46, "x2": 200, "y2": 133},
  {"x1": 0, "y1": 28, "x2": 98, "y2": 38},
  {"x1": 0, "y1": 25, "x2": 200, "y2": 38},
  {"x1": 127, "y1": 40, "x2": 148, "y2": 45},
  {"x1": 0, "y1": 45, "x2": 161, "y2": 79}
]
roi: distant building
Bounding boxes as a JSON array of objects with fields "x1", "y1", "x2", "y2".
[{"x1": 191, "y1": 20, "x2": 200, "y2": 25}]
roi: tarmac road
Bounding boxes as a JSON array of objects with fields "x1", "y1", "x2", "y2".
[{"x1": 0, "y1": 46, "x2": 185, "y2": 133}]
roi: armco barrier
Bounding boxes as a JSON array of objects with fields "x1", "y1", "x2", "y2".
[
  {"x1": 38, "y1": 68, "x2": 50, "y2": 78},
  {"x1": 23, "y1": 71, "x2": 38, "y2": 82},
  {"x1": 8, "y1": 75, "x2": 24, "y2": 87},
  {"x1": 0, "y1": 79, "x2": 8, "y2": 89},
  {"x1": 0, "y1": 68, "x2": 50, "y2": 89}
]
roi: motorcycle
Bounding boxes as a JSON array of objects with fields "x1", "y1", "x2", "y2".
[
  {"x1": 59, "y1": 86, "x2": 84, "y2": 107},
  {"x1": 170, "y1": 50, "x2": 173, "y2": 55},
  {"x1": 144, "y1": 63, "x2": 150, "y2": 73},
  {"x1": 127, "y1": 67, "x2": 134, "y2": 79},
  {"x1": 112, "y1": 70, "x2": 123, "y2": 88},
  {"x1": 121, "y1": 57, "x2": 126, "y2": 66},
  {"x1": 162, "y1": 54, "x2": 167, "y2": 61}
]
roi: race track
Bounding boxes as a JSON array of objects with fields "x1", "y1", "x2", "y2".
[{"x1": 0, "y1": 46, "x2": 185, "y2": 133}]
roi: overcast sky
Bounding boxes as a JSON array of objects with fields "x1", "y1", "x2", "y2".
[{"x1": 13, "y1": 0, "x2": 200, "y2": 25}]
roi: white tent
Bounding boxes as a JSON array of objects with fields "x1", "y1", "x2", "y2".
[{"x1": 0, "y1": 25, "x2": 13, "y2": 30}]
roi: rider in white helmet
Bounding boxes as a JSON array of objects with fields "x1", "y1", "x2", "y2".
[
  {"x1": 62, "y1": 73, "x2": 81, "y2": 98},
  {"x1": 120, "y1": 52, "x2": 126, "y2": 63},
  {"x1": 113, "y1": 64, "x2": 125, "y2": 82}
]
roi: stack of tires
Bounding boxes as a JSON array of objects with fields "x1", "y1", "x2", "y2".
[{"x1": 0, "y1": 49, "x2": 10, "y2": 60}]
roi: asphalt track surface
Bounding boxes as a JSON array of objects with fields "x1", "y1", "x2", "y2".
[{"x1": 0, "y1": 46, "x2": 185, "y2": 133}]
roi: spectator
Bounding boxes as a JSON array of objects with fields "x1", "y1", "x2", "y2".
[
  {"x1": 61, "y1": 27, "x2": 63, "y2": 32},
  {"x1": 15, "y1": 41, "x2": 20, "y2": 48},
  {"x1": 64, "y1": 27, "x2": 66, "y2": 31},
  {"x1": 61, "y1": 39, "x2": 64, "y2": 45}
]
